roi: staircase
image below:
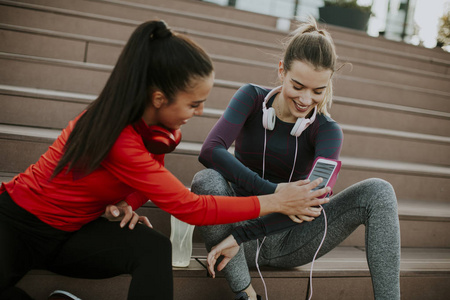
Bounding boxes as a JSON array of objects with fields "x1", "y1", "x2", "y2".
[{"x1": 0, "y1": 0, "x2": 449, "y2": 299}]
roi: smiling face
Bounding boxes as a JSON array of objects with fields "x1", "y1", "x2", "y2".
[
  {"x1": 277, "y1": 60, "x2": 332, "y2": 122},
  {"x1": 143, "y1": 72, "x2": 215, "y2": 130}
]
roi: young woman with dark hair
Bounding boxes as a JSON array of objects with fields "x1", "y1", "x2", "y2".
[
  {"x1": 192, "y1": 18, "x2": 401, "y2": 300},
  {"x1": 0, "y1": 20, "x2": 331, "y2": 300}
]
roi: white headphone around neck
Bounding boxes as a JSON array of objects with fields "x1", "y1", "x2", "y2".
[{"x1": 262, "y1": 86, "x2": 317, "y2": 137}]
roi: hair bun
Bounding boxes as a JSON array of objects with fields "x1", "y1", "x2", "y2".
[{"x1": 152, "y1": 20, "x2": 172, "y2": 39}]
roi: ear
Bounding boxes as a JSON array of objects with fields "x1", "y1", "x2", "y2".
[
  {"x1": 278, "y1": 60, "x2": 285, "y2": 81},
  {"x1": 150, "y1": 90, "x2": 168, "y2": 109}
]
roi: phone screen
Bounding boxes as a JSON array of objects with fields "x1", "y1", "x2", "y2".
[{"x1": 309, "y1": 161, "x2": 336, "y2": 191}]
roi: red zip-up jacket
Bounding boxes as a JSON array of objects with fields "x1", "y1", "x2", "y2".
[{"x1": 1, "y1": 117, "x2": 260, "y2": 231}]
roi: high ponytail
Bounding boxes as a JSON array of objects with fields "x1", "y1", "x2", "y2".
[
  {"x1": 52, "y1": 20, "x2": 213, "y2": 177},
  {"x1": 282, "y1": 17, "x2": 338, "y2": 116}
]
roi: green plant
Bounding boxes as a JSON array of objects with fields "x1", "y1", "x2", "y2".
[
  {"x1": 437, "y1": 11, "x2": 450, "y2": 48},
  {"x1": 323, "y1": 0, "x2": 372, "y2": 14}
]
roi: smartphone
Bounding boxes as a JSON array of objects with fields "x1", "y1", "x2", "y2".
[{"x1": 307, "y1": 157, "x2": 341, "y2": 198}]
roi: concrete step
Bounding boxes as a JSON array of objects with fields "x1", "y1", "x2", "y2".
[
  {"x1": 3, "y1": 86, "x2": 450, "y2": 139},
  {"x1": 15, "y1": 246, "x2": 450, "y2": 300},
  {"x1": 338, "y1": 56, "x2": 450, "y2": 94},
  {"x1": 2, "y1": 0, "x2": 449, "y2": 76},
  {"x1": 107, "y1": 0, "x2": 281, "y2": 28},
  {"x1": 330, "y1": 95, "x2": 450, "y2": 138},
  {"x1": 1, "y1": 50, "x2": 449, "y2": 115},
  {"x1": 2, "y1": 85, "x2": 449, "y2": 167},
  {"x1": 17, "y1": 0, "x2": 450, "y2": 65},
  {"x1": 0, "y1": 86, "x2": 92, "y2": 130},
  {"x1": 0, "y1": 51, "x2": 278, "y2": 95},
  {"x1": 2, "y1": 25, "x2": 449, "y2": 94},
  {"x1": 338, "y1": 124, "x2": 450, "y2": 166},
  {"x1": 334, "y1": 39, "x2": 450, "y2": 76},
  {"x1": 1, "y1": 124, "x2": 449, "y2": 202},
  {"x1": 4, "y1": 75, "x2": 449, "y2": 138},
  {"x1": 103, "y1": 0, "x2": 450, "y2": 75},
  {"x1": 1, "y1": 0, "x2": 284, "y2": 44},
  {"x1": 303, "y1": 8, "x2": 450, "y2": 63}
]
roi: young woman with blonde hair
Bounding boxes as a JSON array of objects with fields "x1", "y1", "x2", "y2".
[{"x1": 192, "y1": 18, "x2": 400, "y2": 300}]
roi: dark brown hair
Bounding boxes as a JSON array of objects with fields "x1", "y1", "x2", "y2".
[{"x1": 53, "y1": 20, "x2": 213, "y2": 177}]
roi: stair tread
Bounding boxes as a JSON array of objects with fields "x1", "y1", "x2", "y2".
[
  {"x1": 1, "y1": 3, "x2": 449, "y2": 77},
  {"x1": 192, "y1": 246, "x2": 450, "y2": 276},
  {"x1": 8, "y1": 0, "x2": 449, "y2": 64},
  {"x1": 2, "y1": 99, "x2": 449, "y2": 143},
  {"x1": 1, "y1": 50, "x2": 449, "y2": 113},
  {"x1": 24, "y1": 246, "x2": 450, "y2": 278},
  {"x1": 397, "y1": 199, "x2": 450, "y2": 221},
  {"x1": 2, "y1": 83, "x2": 449, "y2": 120},
  {"x1": 1, "y1": 124, "x2": 450, "y2": 179},
  {"x1": 2, "y1": 46, "x2": 447, "y2": 96}
]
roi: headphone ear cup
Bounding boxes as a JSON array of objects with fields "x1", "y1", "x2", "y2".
[
  {"x1": 262, "y1": 107, "x2": 276, "y2": 130},
  {"x1": 143, "y1": 125, "x2": 181, "y2": 155},
  {"x1": 290, "y1": 118, "x2": 310, "y2": 137}
]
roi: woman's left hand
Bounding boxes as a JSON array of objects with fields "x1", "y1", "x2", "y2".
[
  {"x1": 104, "y1": 200, "x2": 152, "y2": 229},
  {"x1": 289, "y1": 206, "x2": 323, "y2": 223},
  {"x1": 207, "y1": 235, "x2": 240, "y2": 278}
]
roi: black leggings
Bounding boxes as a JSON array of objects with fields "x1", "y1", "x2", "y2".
[{"x1": 0, "y1": 191, "x2": 173, "y2": 300}]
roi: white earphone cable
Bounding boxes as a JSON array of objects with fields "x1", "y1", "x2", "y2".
[
  {"x1": 262, "y1": 129, "x2": 267, "y2": 179},
  {"x1": 288, "y1": 137, "x2": 298, "y2": 183},
  {"x1": 260, "y1": 89, "x2": 325, "y2": 299},
  {"x1": 308, "y1": 204, "x2": 327, "y2": 300},
  {"x1": 256, "y1": 237, "x2": 268, "y2": 300}
]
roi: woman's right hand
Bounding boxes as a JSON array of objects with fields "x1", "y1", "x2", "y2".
[
  {"x1": 104, "y1": 201, "x2": 152, "y2": 230},
  {"x1": 206, "y1": 234, "x2": 240, "y2": 278},
  {"x1": 288, "y1": 205, "x2": 323, "y2": 223},
  {"x1": 259, "y1": 178, "x2": 330, "y2": 217}
]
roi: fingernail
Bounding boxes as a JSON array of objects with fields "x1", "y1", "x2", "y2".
[{"x1": 113, "y1": 210, "x2": 119, "y2": 217}]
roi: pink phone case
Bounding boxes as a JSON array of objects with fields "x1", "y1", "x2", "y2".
[{"x1": 308, "y1": 156, "x2": 342, "y2": 198}]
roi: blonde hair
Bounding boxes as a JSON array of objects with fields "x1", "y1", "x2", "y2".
[{"x1": 282, "y1": 17, "x2": 337, "y2": 116}]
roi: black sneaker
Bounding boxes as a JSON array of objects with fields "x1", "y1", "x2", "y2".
[
  {"x1": 234, "y1": 291, "x2": 262, "y2": 300},
  {"x1": 48, "y1": 290, "x2": 81, "y2": 300}
]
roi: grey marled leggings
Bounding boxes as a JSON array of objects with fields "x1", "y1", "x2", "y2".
[{"x1": 191, "y1": 169, "x2": 400, "y2": 300}]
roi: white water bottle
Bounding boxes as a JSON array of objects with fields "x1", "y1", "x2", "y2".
[{"x1": 170, "y1": 215, "x2": 195, "y2": 267}]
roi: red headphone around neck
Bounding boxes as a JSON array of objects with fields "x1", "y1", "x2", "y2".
[{"x1": 133, "y1": 118, "x2": 182, "y2": 154}]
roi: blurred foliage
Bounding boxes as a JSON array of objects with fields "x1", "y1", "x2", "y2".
[
  {"x1": 323, "y1": 0, "x2": 372, "y2": 14},
  {"x1": 437, "y1": 11, "x2": 450, "y2": 48}
]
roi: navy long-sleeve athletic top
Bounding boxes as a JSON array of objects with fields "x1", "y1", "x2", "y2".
[{"x1": 199, "y1": 84, "x2": 343, "y2": 243}]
